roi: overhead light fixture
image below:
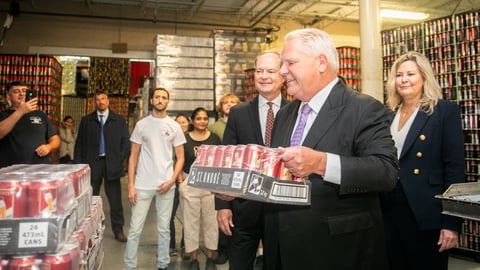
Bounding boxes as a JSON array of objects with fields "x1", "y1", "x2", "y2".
[{"x1": 381, "y1": 9, "x2": 429, "y2": 20}]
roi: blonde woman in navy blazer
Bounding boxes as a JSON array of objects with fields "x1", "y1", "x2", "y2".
[{"x1": 381, "y1": 51, "x2": 465, "y2": 270}]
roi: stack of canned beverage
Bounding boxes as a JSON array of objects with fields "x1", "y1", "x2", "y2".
[
  {"x1": 195, "y1": 144, "x2": 304, "y2": 181},
  {"x1": 0, "y1": 164, "x2": 103, "y2": 270}
]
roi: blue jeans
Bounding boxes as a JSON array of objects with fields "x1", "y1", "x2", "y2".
[{"x1": 124, "y1": 188, "x2": 174, "y2": 269}]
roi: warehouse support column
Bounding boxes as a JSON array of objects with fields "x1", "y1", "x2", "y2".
[{"x1": 359, "y1": 0, "x2": 384, "y2": 103}]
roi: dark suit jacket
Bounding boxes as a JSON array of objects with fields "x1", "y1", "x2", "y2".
[
  {"x1": 216, "y1": 95, "x2": 287, "y2": 228},
  {"x1": 264, "y1": 82, "x2": 398, "y2": 270},
  {"x1": 74, "y1": 111, "x2": 130, "y2": 181},
  {"x1": 387, "y1": 100, "x2": 465, "y2": 231}
]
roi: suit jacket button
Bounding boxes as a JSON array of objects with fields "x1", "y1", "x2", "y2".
[
  {"x1": 419, "y1": 135, "x2": 426, "y2": 141},
  {"x1": 416, "y1": 152, "x2": 422, "y2": 158},
  {"x1": 413, "y1": 169, "x2": 420, "y2": 175}
]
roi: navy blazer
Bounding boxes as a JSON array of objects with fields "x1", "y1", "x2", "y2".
[
  {"x1": 74, "y1": 111, "x2": 131, "y2": 181},
  {"x1": 215, "y1": 95, "x2": 287, "y2": 228},
  {"x1": 392, "y1": 100, "x2": 465, "y2": 231},
  {"x1": 264, "y1": 82, "x2": 398, "y2": 270}
]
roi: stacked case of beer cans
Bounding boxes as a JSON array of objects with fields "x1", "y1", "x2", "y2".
[
  {"x1": 188, "y1": 144, "x2": 311, "y2": 205},
  {"x1": 0, "y1": 164, "x2": 105, "y2": 270}
]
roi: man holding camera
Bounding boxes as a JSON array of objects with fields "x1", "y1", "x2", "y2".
[{"x1": 0, "y1": 80, "x2": 60, "y2": 168}]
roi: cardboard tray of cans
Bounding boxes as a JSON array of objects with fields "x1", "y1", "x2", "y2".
[
  {"x1": 0, "y1": 205, "x2": 77, "y2": 255},
  {"x1": 0, "y1": 164, "x2": 91, "y2": 255},
  {"x1": 435, "y1": 182, "x2": 480, "y2": 221},
  {"x1": 188, "y1": 144, "x2": 311, "y2": 205}
]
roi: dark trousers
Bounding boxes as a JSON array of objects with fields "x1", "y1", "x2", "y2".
[
  {"x1": 218, "y1": 229, "x2": 230, "y2": 254},
  {"x1": 91, "y1": 157, "x2": 125, "y2": 234},
  {"x1": 228, "y1": 226, "x2": 262, "y2": 270},
  {"x1": 170, "y1": 182, "x2": 184, "y2": 249},
  {"x1": 59, "y1": 155, "x2": 73, "y2": 164},
  {"x1": 383, "y1": 186, "x2": 449, "y2": 270}
]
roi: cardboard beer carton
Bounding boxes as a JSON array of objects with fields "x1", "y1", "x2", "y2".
[{"x1": 188, "y1": 144, "x2": 311, "y2": 205}]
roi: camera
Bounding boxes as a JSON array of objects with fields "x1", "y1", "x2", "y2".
[{"x1": 25, "y1": 89, "x2": 37, "y2": 101}]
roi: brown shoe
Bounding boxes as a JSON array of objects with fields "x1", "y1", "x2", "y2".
[{"x1": 115, "y1": 232, "x2": 127, "y2": 242}]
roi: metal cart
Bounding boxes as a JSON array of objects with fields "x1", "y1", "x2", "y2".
[{"x1": 436, "y1": 182, "x2": 480, "y2": 261}]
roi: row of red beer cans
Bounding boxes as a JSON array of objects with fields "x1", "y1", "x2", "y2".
[
  {"x1": 195, "y1": 144, "x2": 303, "y2": 181},
  {"x1": 0, "y1": 241, "x2": 81, "y2": 270},
  {"x1": 0, "y1": 164, "x2": 91, "y2": 219}
]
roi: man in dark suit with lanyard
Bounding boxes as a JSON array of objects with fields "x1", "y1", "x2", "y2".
[
  {"x1": 263, "y1": 29, "x2": 398, "y2": 269},
  {"x1": 216, "y1": 51, "x2": 287, "y2": 270},
  {"x1": 75, "y1": 91, "x2": 131, "y2": 242}
]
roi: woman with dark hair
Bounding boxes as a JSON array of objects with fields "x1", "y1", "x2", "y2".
[
  {"x1": 179, "y1": 107, "x2": 221, "y2": 270},
  {"x1": 58, "y1": 115, "x2": 75, "y2": 163},
  {"x1": 175, "y1": 113, "x2": 191, "y2": 133},
  {"x1": 170, "y1": 113, "x2": 191, "y2": 258}
]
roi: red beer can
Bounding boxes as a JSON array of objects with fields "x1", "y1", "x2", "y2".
[
  {"x1": 222, "y1": 145, "x2": 235, "y2": 168},
  {"x1": 55, "y1": 176, "x2": 75, "y2": 216},
  {"x1": 41, "y1": 251, "x2": 72, "y2": 270},
  {"x1": 205, "y1": 145, "x2": 217, "y2": 167},
  {"x1": 243, "y1": 144, "x2": 264, "y2": 172},
  {"x1": 8, "y1": 255, "x2": 37, "y2": 270},
  {"x1": 28, "y1": 179, "x2": 58, "y2": 218},
  {"x1": 81, "y1": 165, "x2": 91, "y2": 195},
  {"x1": 231, "y1": 145, "x2": 246, "y2": 169},
  {"x1": 275, "y1": 161, "x2": 293, "y2": 180},
  {"x1": 64, "y1": 242, "x2": 80, "y2": 270},
  {"x1": 73, "y1": 230, "x2": 86, "y2": 254},
  {"x1": 290, "y1": 176, "x2": 305, "y2": 182},
  {"x1": 212, "y1": 145, "x2": 225, "y2": 168},
  {"x1": 260, "y1": 148, "x2": 282, "y2": 177},
  {"x1": 0, "y1": 179, "x2": 28, "y2": 218},
  {"x1": 67, "y1": 172, "x2": 79, "y2": 198},
  {"x1": 194, "y1": 145, "x2": 209, "y2": 166}
]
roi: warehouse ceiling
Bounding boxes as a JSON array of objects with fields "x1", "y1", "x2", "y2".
[{"x1": 0, "y1": 0, "x2": 479, "y2": 31}]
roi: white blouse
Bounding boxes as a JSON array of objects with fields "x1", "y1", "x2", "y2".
[{"x1": 390, "y1": 106, "x2": 419, "y2": 159}]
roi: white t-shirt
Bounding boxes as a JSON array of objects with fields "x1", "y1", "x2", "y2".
[{"x1": 130, "y1": 115, "x2": 186, "y2": 190}]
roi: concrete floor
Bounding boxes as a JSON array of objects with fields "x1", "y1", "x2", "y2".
[{"x1": 99, "y1": 176, "x2": 480, "y2": 270}]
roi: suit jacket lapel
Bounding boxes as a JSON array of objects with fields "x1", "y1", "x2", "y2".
[
  {"x1": 247, "y1": 97, "x2": 264, "y2": 145},
  {"x1": 400, "y1": 111, "x2": 429, "y2": 159},
  {"x1": 303, "y1": 83, "x2": 345, "y2": 149},
  {"x1": 276, "y1": 100, "x2": 300, "y2": 147}
]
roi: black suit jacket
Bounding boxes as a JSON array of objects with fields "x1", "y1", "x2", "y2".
[
  {"x1": 216, "y1": 95, "x2": 287, "y2": 228},
  {"x1": 386, "y1": 100, "x2": 465, "y2": 231},
  {"x1": 264, "y1": 82, "x2": 398, "y2": 270},
  {"x1": 74, "y1": 111, "x2": 130, "y2": 181}
]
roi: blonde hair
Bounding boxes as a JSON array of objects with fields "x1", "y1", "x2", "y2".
[
  {"x1": 386, "y1": 51, "x2": 442, "y2": 115},
  {"x1": 216, "y1": 93, "x2": 240, "y2": 117}
]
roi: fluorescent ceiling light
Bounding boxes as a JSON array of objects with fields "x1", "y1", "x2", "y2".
[{"x1": 381, "y1": 9, "x2": 429, "y2": 20}]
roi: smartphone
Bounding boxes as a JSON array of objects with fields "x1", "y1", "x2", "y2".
[{"x1": 25, "y1": 89, "x2": 37, "y2": 101}]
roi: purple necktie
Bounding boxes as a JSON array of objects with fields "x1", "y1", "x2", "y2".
[{"x1": 290, "y1": 103, "x2": 312, "y2": 146}]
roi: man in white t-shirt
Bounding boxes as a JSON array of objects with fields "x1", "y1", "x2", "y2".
[{"x1": 124, "y1": 88, "x2": 186, "y2": 270}]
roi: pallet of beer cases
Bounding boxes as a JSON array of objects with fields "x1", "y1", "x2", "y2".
[
  {"x1": 0, "y1": 195, "x2": 102, "y2": 270},
  {"x1": 188, "y1": 144, "x2": 311, "y2": 205},
  {"x1": 76, "y1": 196, "x2": 105, "y2": 270},
  {"x1": 0, "y1": 164, "x2": 91, "y2": 256}
]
